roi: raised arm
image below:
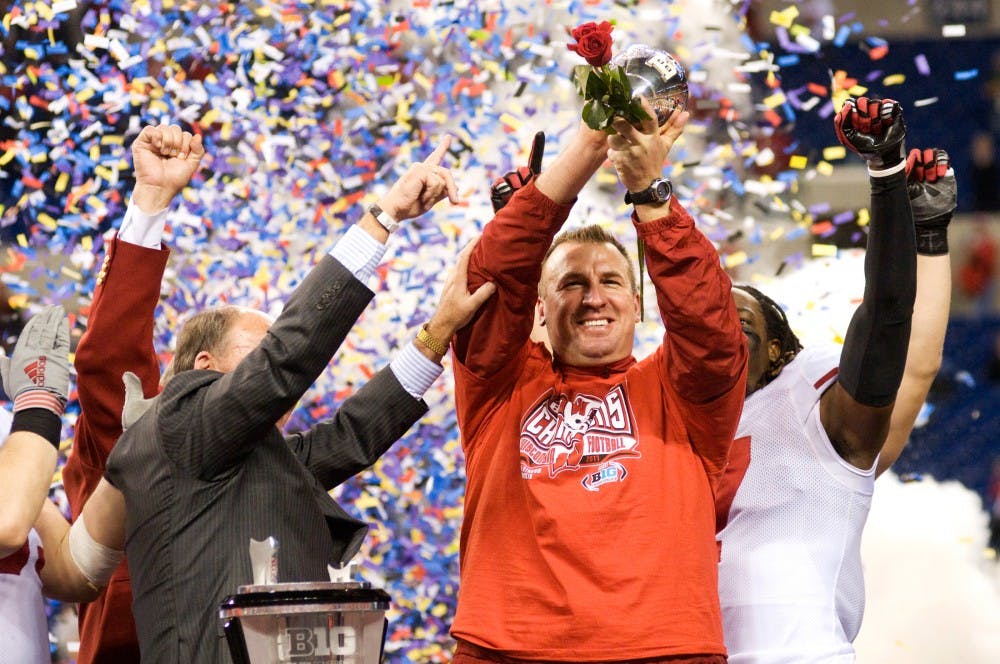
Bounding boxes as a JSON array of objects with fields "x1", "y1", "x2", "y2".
[
  {"x1": 0, "y1": 306, "x2": 69, "y2": 556},
  {"x1": 63, "y1": 124, "x2": 200, "y2": 516},
  {"x1": 821, "y1": 97, "x2": 918, "y2": 470},
  {"x1": 877, "y1": 148, "x2": 955, "y2": 476},
  {"x1": 455, "y1": 125, "x2": 608, "y2": 377},
  {"x1": 294, "y1": 239, "x2": 496, "y2": 488},
  {"x1": 607, "y1": 103, "x2": 748, "y2": 479},
  {"x1": 159, "y1": 142, "x2": 460, "y2": 480}
]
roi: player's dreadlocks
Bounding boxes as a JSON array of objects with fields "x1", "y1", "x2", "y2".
[{"x1": 735, "y1": 284, "x2": 803, "y2": 388}]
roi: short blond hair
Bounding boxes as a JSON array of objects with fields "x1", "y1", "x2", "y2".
[{"x1": 540, "y1": 225, "x2": 637, "y2": 294}]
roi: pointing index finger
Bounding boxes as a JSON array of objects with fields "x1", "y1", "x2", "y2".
[{"x1": 424, "y1": 135, "x2": 452, "y2": 167}]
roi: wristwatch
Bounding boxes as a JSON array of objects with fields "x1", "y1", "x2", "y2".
[
  {"x1": 624, "y1": 178, "x2": 673, "y2": 206},
  {"x1": 368, "y1": 203, "x2": 399, "y2": 233}
]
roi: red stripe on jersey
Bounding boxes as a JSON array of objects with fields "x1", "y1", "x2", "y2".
[{"x1": 814, "y1": 367, "x2": 839, "y2": 390}]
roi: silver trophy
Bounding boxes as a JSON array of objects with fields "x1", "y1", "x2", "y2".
[
  {"x1": 221, "y1": 539, "x2": 390, "y2": 663},
  {"x1": 611, "y1": 44, "x2": 689, "y2": 125}
]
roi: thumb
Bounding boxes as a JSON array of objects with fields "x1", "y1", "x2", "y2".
[
  {"x1": 188, "y1": 134, "x2": 206, "y2": 163},
  {"x1": 121, "y1": 371, "x2": 152, "y2": 431},
  {"x1": 123, "y1": 371, "x2": 144, "y2": 401},
  {"x1": 469, "y1": 281, "x2": 498, "y2": 308}
]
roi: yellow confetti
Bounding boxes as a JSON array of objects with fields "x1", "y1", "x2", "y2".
[
  {"x1": 789, "y1": 24, "x2": 811, "y2": 38},
  {"x1": 17, "y1": 234, "x2": 28, "y2": 248},
  {"x1": 763, "y1": 92, "x2": 787, "y2": 108},
  {"x1": 499, "y1": 113, "x2": 521, "y2": 131},
  {"x1": 788, "y1": 155, "x2": 808, "y2": 169},
  {"x1": 38, "y1": 213, "x2": 58, "y2": 230},
  {"x1": 823, "y1": 146, "x2": 847, "y2": 161},
  {"x1": 857, "y1": 208, "x2": 870, "y2": 227},
  {"x1": 769, "y1": 6, "x2": 799, "y2": 28},
  {"x1": 61, "y1": 266, "x2": 82, "y2": 281},
  {"x1": 816, "y1": 161, "x2": 834, "y2": 176},
  {"x1": 0, "y1": 150, "x2": 15, "y2": 166},
  {"x1": 812, "y1": 243, "x2": 838, "y2": 257},
  {"x1": 883, "y1": 74, "x2": 906, "y2": 86},
  {"x1": 725, "y1": 251, "x2": 748, "y2": 268},
  {"x1": 847, "y1": 84, "x2": 868, "y2": 96}
]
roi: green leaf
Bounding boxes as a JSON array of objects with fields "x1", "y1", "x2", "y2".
[
  {"x1": 582, "y1": 99, "x2": 610, "y2": 130},
  {"x1": 586, "y1": 70, "x2": 609, "y2": 99},
  {"x1": 572, "y1": 65, "x2": 591, "y2": 95},
  {"x1": 615, "y1": 66, "x2": 631, "y2": 93}
]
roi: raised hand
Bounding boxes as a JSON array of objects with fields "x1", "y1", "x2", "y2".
[
  {"x1": 131, "y1": 123, "x2": 207, "y2": 213},
  {"x1": 834, "y1": 97, "x2": 906, "y2": 170},
  {"x1": 0, "y1": 305, "x2": 69, "y2": 416},
  {"x1": 121, "y1": 371, "x2": 157, "y2": 430},
  {"x1": 377, "y1": 136, "x2": 462, "y2": 223},
  {"x1": 607, "y1": 97, "x2": 689, "y2": 195},
  {"x1": 491, "y1": 132, "x2": 545, "y2": 212},
  {"x1": 906, "y1": 148, "x2": 957, "y2": 255}
]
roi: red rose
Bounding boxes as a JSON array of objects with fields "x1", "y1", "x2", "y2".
[{"x1": 567, "y1": 21, "x2": 614, "y2": 67}]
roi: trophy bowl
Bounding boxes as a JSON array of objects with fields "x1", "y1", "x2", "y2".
[{"x1": 611, "y1": 44, "x2": 689, "y2": 125}]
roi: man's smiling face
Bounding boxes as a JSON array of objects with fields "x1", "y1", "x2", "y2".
[{"x1": 537, "y1": 240, "x2": 640, "y2": 367}]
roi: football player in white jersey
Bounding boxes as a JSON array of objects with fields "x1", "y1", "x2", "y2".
[
  {"x1": 0, "y1": 306, "x2": 74, "y2": 663},
  {"x1": 0, "y1": 305, "x2": 128, "y2": 664},
  {"x1": 715, "y1": 97, "x2": 955, "y2": 663}
]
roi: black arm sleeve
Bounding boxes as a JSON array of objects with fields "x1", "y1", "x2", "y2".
[{"x1": 838, "y1": 169, "x2": 917, "y2": 407}]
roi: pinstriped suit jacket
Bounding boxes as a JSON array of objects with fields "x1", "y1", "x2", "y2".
[{"x1": 105, "y1": 255, "x2": 427, "y2": 664}]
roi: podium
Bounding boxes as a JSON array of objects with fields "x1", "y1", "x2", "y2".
[{"x1": 220, "y1": 581, "x2": 390, "y2": 664}]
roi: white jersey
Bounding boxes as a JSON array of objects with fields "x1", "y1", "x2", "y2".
[
  {"x1": 0, "y1": 408, "x2": 49, "y2": 664},
  {"x1": 716, "y1": 345, "x2": 876, "y2": 663}
]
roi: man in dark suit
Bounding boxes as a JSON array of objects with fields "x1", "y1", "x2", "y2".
[{"x1": 61, "y1": 124, "x2": 495, "y2": 663}]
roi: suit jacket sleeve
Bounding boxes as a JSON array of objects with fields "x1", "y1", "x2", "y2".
[
  {"x1": 158, "y1": 256, "x2": 375, "y2": 481},
  {"x1": 63, "y1": 237, "x2": 169, "y2": 518},
  {"x1": 287, "y1": 366, "x2": 428, "y2": 491},
  {"x1": 638, "y1": 199, "x2": 749, "y2": 486}
]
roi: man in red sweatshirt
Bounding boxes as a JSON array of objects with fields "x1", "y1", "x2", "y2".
[{"x1": 432, "y1": 103, "x2": 748, "y2": 662}]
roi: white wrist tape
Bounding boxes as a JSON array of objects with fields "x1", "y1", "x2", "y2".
[
  {"x1": 867, "y1": 160, "x2": 906, "y2": 178},
  {"x1": 69, "y1": 514, "x2": 124, "y2": 588}
]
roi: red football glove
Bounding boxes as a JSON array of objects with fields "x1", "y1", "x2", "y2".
[
  {"x1": 490, "y1": 132, "x2": 545, "y2": 212},
  {"x1": 834, "y1": 97, "x2": 906, "y2": 170}
]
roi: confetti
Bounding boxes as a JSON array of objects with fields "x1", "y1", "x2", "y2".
[{"x1": 0, "y1": 1, "x2": 982, "y2": 659}]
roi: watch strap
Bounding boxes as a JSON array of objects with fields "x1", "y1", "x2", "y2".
[
  {"x1": 368, "y1": 203, "x2": 399, "y2": 233},
  {"x1": 625, "y1": 178, "x2": 672, "y2": 206},
  {"x1": 416, "y1": 323, "x2": 448, "y2": 356}
]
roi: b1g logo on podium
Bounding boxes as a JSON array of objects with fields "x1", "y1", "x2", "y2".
[{"x1": 278, "y1": 625, "x2": 358, "y2": 662}]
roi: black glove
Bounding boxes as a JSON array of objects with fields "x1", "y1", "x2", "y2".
[
  {"x1": 906, "y1": 148, "x2": 957, "y2": 255},
  {"x1": 490, "y1": 132, "x2": 545, "y2": 212},
  {"x1": 835, "y1": 97, "x2": 906, "y2": 170}
]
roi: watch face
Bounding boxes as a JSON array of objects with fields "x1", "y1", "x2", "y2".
[{"x1": 654, "y1": 181, "x2": 670, "y2": 200}]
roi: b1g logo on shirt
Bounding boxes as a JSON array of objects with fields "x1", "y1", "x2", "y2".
[{"x1": 519, "y1": 386, "x2": 639, "y2": 490}]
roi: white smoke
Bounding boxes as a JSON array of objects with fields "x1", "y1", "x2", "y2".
[{"x1": 855, "y1": 473, "x2": 1000, "y2": 663}]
